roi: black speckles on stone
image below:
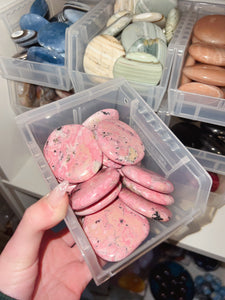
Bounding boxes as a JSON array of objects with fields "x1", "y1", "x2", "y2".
[
  {"x1": 57, "y1": 126, "x2": 62, "y2": 131},
  {"x1": 101, "y1": 111, "x2": 110, "y2": 115},
  {"x1": 120, "y1": 219, "x2": 124, "y2": 223},
  {"x1": 152, "y1": 211, "x2": 163, "y2": 221},
  {"x1": 95, "y1": 219, "x2": 101, "y2": 224}
]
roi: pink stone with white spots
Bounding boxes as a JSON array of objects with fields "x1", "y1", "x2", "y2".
[
  {"x1": 43, "y1": 124, "x2": 102, "y2": 184},
  {"x1": 96, "y1": 119, "x2": 145, "y2": 165},
  {"x1": 119, "y1": 188, "x2": 172, "y2": 222},
  {"x1": 71, "y1": 167, "x2": 120, "y2": 210},
  {"x1": 82, "y1": 109, "x2": 119, "y2": 131},
  {"x1": 83, "y1": 198, "x2": 150, "y2": 262},
  {"x1": 75, "y1": 182, "x2": 122, "y2": 216},
  {"x1": 102, "y1": 153, "x2": 122, "y2": 169},
  {"x1": 120, "y1": 165, "x2": 174, "y2": 193},
  {"x1": 122, "y1": 176, "x2": 174, "y2": 206}
]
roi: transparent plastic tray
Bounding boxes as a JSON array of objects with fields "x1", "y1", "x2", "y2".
[
  {"x1": 15, "y1": 79, "x2": 211, "y2": 285},
  {"x1": 67, "y1": 0, "x2": 193, "y2": 111},
  {"x1": 168, "y1": 2, "x2": 225, "y2": 126}
]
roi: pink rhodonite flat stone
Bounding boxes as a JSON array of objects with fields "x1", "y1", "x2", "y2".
[
  {"x1": 75, "y1": 183, "x2": 122, "y2": 216},
  {"x1": 96, "y1": 119, "x2": 145, "y2": 165},
  {"x1": 82, "y1": 109, "x2": 119, "y2": 131},
  {"x1": 43, "y1": 124, "x2": 102, "y2": 183},
  {"x1": 122, "y1": 176, "x2": 174, "y2": 205},
  {"x1": 83, "y1": 199, "x2": 150, "y2": 262},
  {"x1": 120, "y1": 165, "x2": 174, "y2": 193},
  {"x1": 71, "y1": 167, "x2": 120, "y2": 210},
  {"x1": 119, "y1": 188, "x2": 172, "y2": 222},
  {"x1": 102, "y1": 153, "x2": 122, "y2": 169}
]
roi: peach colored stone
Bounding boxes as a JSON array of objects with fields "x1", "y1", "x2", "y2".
[
  {"x1": 180, "y1": 54, "x2": 195, "y2": 85},
  {"x1": 182, "y1": 64, "x2": 225, "y2": 86},
  {"x1": 193, "y1": 15, "x2": 225, "y2": 47},
  {"x1": 179, "y1": 82, "x2": 224, "y2": 98},
  {"x1": 192, "y1": 34, "x2": 202, "y2": 44},
  {"x1": 189, "y1": 43, "x2": 225, "y2": 67}
]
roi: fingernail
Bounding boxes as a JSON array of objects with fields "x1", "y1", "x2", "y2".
[{"x1": 47, "y1": 181, "x2": 69, "y2": 208}]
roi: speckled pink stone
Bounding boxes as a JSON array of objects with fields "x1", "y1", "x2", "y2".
[
  {"x1": 122, "y1": 176, "x2": 174, "y2": 205},
  {"x1": 119, "y1": 188, "x2": 172, "y2": 222},
  {"x1": 71, "y1": 167, "x2": 120, "y2": 210},
  {"x1": 121, "y1": 165, "x2": 174, "y2": 193},
  {"x1": 83, "y1": 198, "x2": 150, "y2": 262},
  {"x1": 96, "y1": 119, "x2": 145, "y2": 165},
  {"x1": 43, "y1": 124, "x2": 102, "y2": 183},
  {"x1": 82, "y1": 109, "x2": 119, "y2": 131},
  {"x1": 102, "y1": 153, "x2": 122, "y2": 169},
  {"x1": 75, "y1": 183, "x2": 122, "y2": 216}
]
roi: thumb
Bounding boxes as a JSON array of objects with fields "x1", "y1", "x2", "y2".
[{"x1": 0, "y1": 181, "x2": 69, "y2": 270}]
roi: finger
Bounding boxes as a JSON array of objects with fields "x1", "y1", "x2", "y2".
[{"x1": 0, "y1": 181, "x2": 69, "y2": 270}]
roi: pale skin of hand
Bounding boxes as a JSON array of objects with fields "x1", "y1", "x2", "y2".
[{"x1": 0, "y1": 181, "x2": 92, "y2": 300}]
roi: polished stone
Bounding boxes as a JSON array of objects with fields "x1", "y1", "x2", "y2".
[
  {"x1": 37, "y1": 22, "x2": 69, "y2": 53},
  {"x1": 20, "y1": 13, "x2": 49, "y2": 31},
  {"x1": 27, "y1": 46, "x2": 65, "y2": 65},
  {"x1": 30, "y1": 0, "x2": 49, "y2": 17},
  {"x1": 165, "y1": 7, "x2": 180, "y2": 43},
  {"x1": 63, "y1": 7, "x2": 86, "y2": 24},
  {"x1": 178, "y1": 82, "x2": 224, "y2": 99},
  {"x1": 11, "y1": 29, "x2": 38, "y2": 47},
  {"x1": 102, "y1": 13, "x2": 132, "y2": 37},
  {"x1": 200, "y1": 122, "x2": 225, "y2": 144}
]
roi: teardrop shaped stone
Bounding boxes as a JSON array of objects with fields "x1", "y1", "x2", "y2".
[
  {"x1": 165, "y1": 8, "x2": 180, "y2": 43},
  {"x1": 113, "y1": 54, "x2": 162, "y2": 85}
]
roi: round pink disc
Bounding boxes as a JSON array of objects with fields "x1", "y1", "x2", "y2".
[
  {"x1": 119, "y1": 188, "x2": 172, "y2": 222},
  {"x1": 83, "y1": 198, "x2": 150, "y2": 262},
  {"x1": 71, "y1": 167, "x2": 120, "y2": 210},
  {"x1": 75, "y1": 183, "x2": 122, "y2": 216},
  {"x1": 102, "y1": 153, "x2": 122, "y2": 169},
  {"x1": 43, "y1": 124, "x2": 102, "y2": 183},
  {"x1": 122, "y1": 176, "x2": 174, "y2": 206},
  {"x1": 120, "y1": 165, "x2": 174, "y2": 193},
  {"x1": 82, "y1": 109, "x2": 119, "y2": 131},
  {"x1": 96, "y1": 119, "x2": 145, "y2": 165}
]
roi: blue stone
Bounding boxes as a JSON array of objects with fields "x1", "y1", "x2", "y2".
[
  {"x1": 219, "y1": 286, "x2": 225, "y2": 297},
  {"x1": 27, "y1": 46, "x2": 65, "y2": 65},
  {"x1": 20, "y1": 13, "x2": 49, "y2": 31},
  {"x1": 37, "y1": 22, "x2": 69, "y2": 53},
  {"x1": 63, "y1": 8, "x2": 86, "y2": 24},
  {"x1": 30, "y1": 0, "x2": 49, "y2": 17},
  {"x1": 11, "y1": 29, "x2": 38, "y2": 47},
  {"x1": 194, "y1": 275, "x2": 205, "y2": 286}
]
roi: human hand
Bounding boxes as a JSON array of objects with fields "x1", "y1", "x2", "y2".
[{"x1": 0, "y1": 181, "x2": 92, "y2": 300}]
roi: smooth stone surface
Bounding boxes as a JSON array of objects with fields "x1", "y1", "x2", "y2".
[
  {"x1": 135, "y1": 0, "x2": 178, "y2": 17},
  {"x1": 126, "y1": 51, "x2": 159, "y2": 62},
  {"x1": 182, "y1": 64, "x2": 225, "y2": 87},
  {"x1": 199, "y1": 133, "x2": 225, "y2": 155},
  {"x1": 180, "y1": 54, "x2": 195, "y2": 85},
  {"x1": 102, "y1": 154, "x2": 122, "y2": 169},
  {"x1": 122, "y1": 176, "x2": 174, "y2": 205},
  {"x1": 121, "y1": 165, "x2": 174, "y2": 193},
  {"x1": 63, "y1": 8, "x2": 86, "y2": 23},
  {"x1": 75, "y1": 182, "x2": 122, "y2": 216},
  {"x1": 43, "y1": 124, "x2": 102, "y2": 183},
  {"x1": 165, "y1": 7, "x2": 180, "y2": 43},
  {"x1": 114, "y1": 0, "x2": 138, "y2": 14},
  {"x1": 200, "y1": 123, "x2": 225, "y2": 144},
  {"x1": 96, "y1": 119, "x2": 145, "y2": 165},
  {"x1": 132, "y1": 12, "x2": 163, "y2": 23},
  {"x1": 38, "y1": 22, "x2": 69, "y2": 53},
  {"x1": 179, "y1": 82, "x2": 224, "y2": 98},
  {"x1": 71, "y1": 168, "x2": 120, "y2": 210},
  {"x1": 102, "y1": 13, "x2": 133, "y2": 36},
  {"x1": 119, "y1": 188, "x2": 172, "y2": 221},
  {"x1": 27, "y1": 46, "x2": 65, "y2": 65},
  {"x1": 83, "y1": 35, "x2": 125, "y2": 78},
  {"x1": 107, "y1": 10, "x2": 130, "y2": 26},
  {"x1": 189, "y1": 43, "x2": 225, "y2": 67},
  {"x1": 113, "y1": 55, "x2": 162, "y2": 85},
  {"x1": 170, "y1": 122, "x2": 203, "y2": 148},
  {"x1": 20, "y1": 13, "x2": 49, "y2": 31},
  {"x1": 193, "y1": 15, "x2": 225, "y2": 47},
  {"x1": 128, "y1": 37, "x2": 167, "y2": 67},
  {"x1": 121, "y1": 22, "x2": 166, "y2": 52},
  {"x1": 11, "y1": 29, "x2": 38, "y2": 47},
  {"x1": 83, "y1": 198, "x2": 150, "y2": 262},
  {"x1": 30, "y1": 0, "x2": 49, "y2": 17},
  {"x1": 82, "y1": 108, "x2": 119, "y2": 131}
]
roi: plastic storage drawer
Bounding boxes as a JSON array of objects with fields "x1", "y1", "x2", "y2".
[
  {"x1": 168, "y1": 2, "x2": 225, "y2": 126},
  {"x1": 67, "y1": 0, "x2": 193, "y2": 111},
  {"x1": 15, "y1": 79, "x2": 211, "y2": 285}
]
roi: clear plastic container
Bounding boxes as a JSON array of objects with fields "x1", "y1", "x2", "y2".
[
  {"x1": 0, "y1": 0, "x2": 102, "y2": 91},
  {"x1": 15, "y1": 79, "x2": 211, "y2": 285},
  {"x1": 66, "y1": 0, "x2": 193, "y2": 111},
  {"x1": 168, "y1": 2, "x2": 225, "y2": 126}
]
